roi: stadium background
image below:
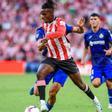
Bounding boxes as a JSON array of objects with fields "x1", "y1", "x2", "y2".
[
  {"x1": 0, "y1": 0, "x2": 112, "y2": 112},
  {"x1": 0, "y1": 0, "x2": 112, "y2": 74}
]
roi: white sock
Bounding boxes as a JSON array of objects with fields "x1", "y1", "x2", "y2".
[
  {"x1": 40, "y1": 100, "x2": 46, "y2": 106},
  {"x1": 93, "y1": 96, "x2": 99, "y2": 102}
]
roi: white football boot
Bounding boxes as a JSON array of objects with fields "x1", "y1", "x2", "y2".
[
  {"x1": 40, "y1": 100, "x2": 48, "y2": 112},
  {"x1": 93, "y1": 96, "x2": 103, "y2": 112},
  {"x1": 108, "y1": 104, "x2": 112, "y2": 109}
]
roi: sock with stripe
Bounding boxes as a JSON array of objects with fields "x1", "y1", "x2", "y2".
[{"x1": 46, "y1": 102, "x2": 53, "y2": 111}]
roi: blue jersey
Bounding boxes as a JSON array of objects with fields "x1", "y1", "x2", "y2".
[{"x1": 84, "y1": 28, "x2": 112, "y2": 66}]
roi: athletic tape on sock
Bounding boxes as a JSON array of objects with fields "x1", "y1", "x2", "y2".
[{"x1": 36, "y1": 80, "x2": 46, "y2": 86}]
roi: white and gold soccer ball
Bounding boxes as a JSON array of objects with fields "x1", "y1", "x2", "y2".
[{"x1": 24, "y1": 105, "x2": 39, "y2": 112}]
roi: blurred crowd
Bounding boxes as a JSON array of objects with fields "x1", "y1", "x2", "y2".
[{"x1": 0, "y1": 0, "x2": 112, "y2": 62}]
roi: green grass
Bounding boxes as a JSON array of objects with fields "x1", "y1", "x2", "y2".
[{"x1": 0, "y1": 74, "x2": 111, "y2": 112}]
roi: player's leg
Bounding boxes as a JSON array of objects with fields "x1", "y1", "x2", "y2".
[
  {"x1": 47, "y1": 82, "x2": 61, "y2": 111},
  {"x1": 106, "y1": 80, "x2": 112, "y2": 109},
  {"x1": 104, "y1": 64, "x2": 112, "y2": 109},
  {"x1": 46, "y1": 69, "x2": 68, "y2": 111},
  {"x1": 69, "y1": 72, "x2": 102, "y2": 112},
  {"x1": 29, "y1": 73, "x2": 54, "y2": 96},
  {"x1": 90, "y1": 67, "x2": 102, "y2": 88},
  {"x1": 60, "y1": 58, "x2": 102, "y2": 112},
  {"x1": 36, "y1": 62, "x2": 55, "y2": 112}
]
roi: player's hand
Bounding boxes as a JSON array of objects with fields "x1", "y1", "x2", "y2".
[
  {"x1": 77, "y1": 18, "x2": 85, "y2": 27},
  {"x1": 104, "y1": 49, "x2": 112, "y2": 56},
  {"x1": 38, "y1": 43, "x2": 46, "y2": 51},
  {"x1": 38, "y1": 38, "x2": 48, "y2": 51},
  {"x1": 36, "y1": 39, "x2": 47, "y2": 51},
  {"x1": 41, "y1": 38, "x2": 48, "y2": 44}
]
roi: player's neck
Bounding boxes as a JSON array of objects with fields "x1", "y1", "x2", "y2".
[
  {"x1": 92, "y1": 26, "x2": 100, "y2": 33},
  {"x1": 47, "y1": 16, "x2": 54, "y2": 23}
]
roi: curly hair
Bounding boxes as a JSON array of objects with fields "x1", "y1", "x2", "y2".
[{"x1": 42, "y1": 0, "x2": 55, "y2": 9}]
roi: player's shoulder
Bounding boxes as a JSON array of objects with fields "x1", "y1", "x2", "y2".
[
  {"x1": 35, "y1": 27, "x2": 45, "y2": 34},
  {"x1": 55, "y1": 17, "x2": 65, "y2": 24},
  {"x1": 36, "y1": 27, "x2": 44, "y2": 32},
  {"x1": 100, "y1": 28, "x2": 109, "y2": 34},
  {"x1": 35, "y1": 27, "x2": 45, "y2": 37},
  {"x1": 84, "y1": 29, "x2": 92, "y2": 38},
  {"x1": 55, "y1": 17, "x2": 65, "y2": 26}
]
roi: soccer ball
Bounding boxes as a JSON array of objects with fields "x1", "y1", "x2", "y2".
[{"x1": 24, "y1": 105, "x2": 39, "y2": 112}]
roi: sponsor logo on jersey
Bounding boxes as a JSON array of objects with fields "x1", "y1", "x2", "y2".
[{"x1": 89, "y1": 40, "x2": 105, "y2": 46}]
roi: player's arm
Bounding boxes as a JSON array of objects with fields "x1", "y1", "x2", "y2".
[
  {"x1": 35, "y1": 27, "x2": 47, "y2": 51},
  {"x1": 104, "y1": 30, "x2": 112, "y2": 55},
  {"x1": 81, "y1": 48, "x2": 88, "y2": 65},
  {"x1": 81, "y1": 34, "x2": 89, "y2": 65},
  {"x1": 37, "y1": 39, "x2": 47, "y2": 51},
  {"x1": 66, "y1": 18, "x2": 85, "y2": 35},
  {"x1": 104, "y1": 46, "x2": 112, "y2": 55},
  {"x1": 72, "y1": 18, "x2": 85, "y2": 33}
]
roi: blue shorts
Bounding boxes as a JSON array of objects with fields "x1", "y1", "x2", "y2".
[
  {"x1": 45, "y1": 69, "x2": 68, "y2": 87},
  {"x1": 90, "y1": 64, "x2": 112, "y2": 83}
]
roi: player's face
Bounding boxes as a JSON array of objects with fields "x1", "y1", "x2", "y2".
[
  {"x1": 89, "y1": 16, "x2": 100, "y2": 28},
  {"x1": 40, "y1": 9, "x2": 54, "y2": 23}
]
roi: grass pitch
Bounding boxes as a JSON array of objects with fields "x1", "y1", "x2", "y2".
[{"x1": 0, "y1": 74, "x2": 111, "y2": 112}]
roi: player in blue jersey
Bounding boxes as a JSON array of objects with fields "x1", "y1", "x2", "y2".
[
  {"x1": 82, "y1": 13, "x2": 112, "y2": 109},
  {"x1": 30, "y1": 19, "x2": 86, "y2": 112}
]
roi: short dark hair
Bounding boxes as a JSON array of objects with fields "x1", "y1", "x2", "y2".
[
  {"x1": 90, "y1": 13, "x2": 100, "y2": 18},
  {"x1": 42, "y1": 0, "x2": 54, "y2": 9}
]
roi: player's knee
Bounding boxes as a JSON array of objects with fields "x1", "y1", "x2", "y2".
[
  {"x1": 92, "y1": 78, "x2": 101, "y2": 88},
  {"x1": 92, "y1": 82, "x2": 100, "y2": 88},
  {"x1": 79, "y1": 84, "x2": 86, "y2": 91},
  {"x1": 76, "y1": 81, "x2": 86, "y2": 91},
  {"x1": 36, "y1": 70, "x2": 46, "y2": 80}
]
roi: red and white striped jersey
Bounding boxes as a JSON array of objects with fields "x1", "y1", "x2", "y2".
[{"x1": 42, "y1": 17, "x2": 71, "y2": 60}]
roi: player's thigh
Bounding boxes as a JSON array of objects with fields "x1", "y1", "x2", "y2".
[
  {"x1": 37, "y1": 63, "x2": 54, "y2": 79},
  {"x1": 49, "y1": 82, "x2": 62, "y2": 96},
  {"x1": 53, "y1": 69, "x2": 68, "y2": 87}
]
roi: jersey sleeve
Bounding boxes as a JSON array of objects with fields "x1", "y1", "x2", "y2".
[
  {"x1": 84, "y1": 34, "x2": 89, "y2": 49},
  {"x1": 66, "y1": 24, "x2": 73, "y2": 34},
  {"x1": 46, "y1": 18, "x2": 66, "y2": 39},
  {"x1": 35, "y1": 27, "x2": 45, "y2": 41}
]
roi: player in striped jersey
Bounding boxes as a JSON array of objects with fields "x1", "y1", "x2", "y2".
[
  {"x1": 30, "y1": 23, "x2": 84, "y2": 112},
  {"x1": 36, "y1": 0, "x2": 102, "y2": 112}
]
